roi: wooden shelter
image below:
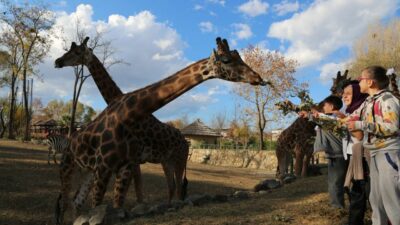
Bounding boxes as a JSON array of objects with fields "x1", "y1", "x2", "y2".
[
  {"x1": 31, "y1": 119, "x2": 67, "y2": 138},
  {"x1": 181, "y1": 119, "x2": 221, "y2": 148}
]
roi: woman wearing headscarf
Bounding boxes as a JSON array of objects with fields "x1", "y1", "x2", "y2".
[{"x1": 340, "y1": 80, "x2": 369, "y2": 225}]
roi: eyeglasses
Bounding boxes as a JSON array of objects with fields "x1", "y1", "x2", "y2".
[{"x1": 357, "y1": 77, "x2": 372, "y2": 81}]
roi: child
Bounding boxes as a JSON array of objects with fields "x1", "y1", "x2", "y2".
[
  {"x1": 346, "y1": 66, "x2": 400, "y2": 225},
  {"x1": 299, "y1": 95, "x2": 346, "y2": 209}
]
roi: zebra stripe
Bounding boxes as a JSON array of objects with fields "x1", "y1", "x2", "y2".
[{"x1": 46, "y1": 135, "x2": 70, "y2": 164}]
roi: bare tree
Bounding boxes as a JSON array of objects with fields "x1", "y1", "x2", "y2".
[
  {"x1": 349, "y1": 19, "x2": 400, "y2": 76},
  {"x1": 234, "y1": 46, "x2": 302, "y2": 150},
  {"x1": 211, "y1": 111, "x2": 227, "y2": 147},
  {"x1": 0, "y1": 0, "x2": 54, "y2": 140},
  {"x1": 211, "y1": 111, "x2": 227, "y2": 133}
]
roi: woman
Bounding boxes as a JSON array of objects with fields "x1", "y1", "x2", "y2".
[{"x1": 340, "y1": 80, "x2": 369, "y2": 225}]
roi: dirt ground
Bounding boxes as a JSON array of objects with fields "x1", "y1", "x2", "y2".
[{"x1": 0, "y1": 140, "x2": 370, "y2": 225}]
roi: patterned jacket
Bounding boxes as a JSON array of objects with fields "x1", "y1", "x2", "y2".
[{"x1": 351, "y1": 90, "x2": 400, "y2": 155}]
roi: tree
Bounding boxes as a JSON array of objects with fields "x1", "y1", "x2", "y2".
[
  {"x1": 211, "y1": 111, "x2": 227, "y2": 147},
  {"x1": 234, "y1": 46, "x2": 302, "y2": 150},
  {"x1": 41, "y1": 99, "x2": 96, "y2": 126},
  {"x1": 43, "y1": 99, "x2": 65, "y2": 121},
  {"x1": 0, "y1": 0, "x2": 54, "y2": 140},
  {"x1": 0, "y1": 34, "x2": 21, "y2": 139},
  {"x1": 211, "y1": 111, "x2": 227, "y2": 132},
  {"x1": 349, "y1": 19, "x2": 400, "y2": 76},
  {"x1": 82, "y1": 106, "x2": 96, "y2": 124}
]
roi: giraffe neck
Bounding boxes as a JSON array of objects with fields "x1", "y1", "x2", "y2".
[
  {"x1": 87, "y1": 55, "x2": 123, "y2": 104},
  {"x1": 118, "y1": 58, "x2": 212, "y2": 120}
]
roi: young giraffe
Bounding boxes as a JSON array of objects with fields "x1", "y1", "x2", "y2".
[
  {"x1": 275, "y1": 70, "x2": 350, "y2": 181},
  {"x1": 54, "y1": 37, "x2": 190, "y2": 211},
  {"x1": 54, "y1": 37, "x2": 269, "y2": 224}
]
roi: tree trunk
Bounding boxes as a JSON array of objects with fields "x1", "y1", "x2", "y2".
[
  {"x1": 259, "y1": 127, "x2": 264, "y2": 150},
  {"x1": 22, "y1": 70, "x2": 30, "y2": 141},
  {"x1": 68, "y1": 77, "x2": 79, "y2": 137},
  {"x1": 68, "y1": 66, "x2": 87, "y2": 137},
  {"x1": 0, "y1": 108, "x2": 5, "y2": 138},
  {"x1": 8, "y1": 75, "x2": 17, "y2": 139}
]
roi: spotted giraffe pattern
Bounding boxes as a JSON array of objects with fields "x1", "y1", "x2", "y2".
[
  {"x1": 55, "y1": 37, "x2": 190, "y2": 210},
  {"x1": 54, "y1": 37, "x2": 268, "y2": 225}
]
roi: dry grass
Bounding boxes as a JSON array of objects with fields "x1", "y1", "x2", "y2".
[{"x1": 0, "y1": 140, "x2": 369, "y2": 225}]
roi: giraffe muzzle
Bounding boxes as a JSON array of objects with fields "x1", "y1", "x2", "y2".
[{"x1": 54, "y1": 59, "x2": 64, "y2": 68}]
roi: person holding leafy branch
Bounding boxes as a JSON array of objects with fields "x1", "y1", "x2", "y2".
[{"x1": 299, "y1": 95, "x2": 346, "y2": 209}]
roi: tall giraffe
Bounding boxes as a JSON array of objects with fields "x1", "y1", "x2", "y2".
[
  {"x1": 275, "y1": 70, "x2": 349, "y2": 180},
  {"x1": 54, "y1": 37, "x2": 190, "y2": 210},
  {"x1": 54, "y1": 37, "x2": 269, "y2": 224}
]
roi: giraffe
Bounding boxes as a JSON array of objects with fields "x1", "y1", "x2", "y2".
[
  {"x1": 54, "y1": 36, "x2": 190, "y2": 212},
  {"x1": 54, "y1": 37, "x2": 269, "y2": 224},
  {"x1": 275, "y1": 70, "x2": 349, "y2": 181}
]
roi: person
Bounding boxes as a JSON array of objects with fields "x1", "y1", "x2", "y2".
[
  {"x1": 339, "y1": 80, "x2": 369, "y2": 225},
  {"x1": 346, "y1": 66, "x2": 400, "y2": 225},
  {"x1": 299, "y1": 95, "x2": 347, "y2": 209}
]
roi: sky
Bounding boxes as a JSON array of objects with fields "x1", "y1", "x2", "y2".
[{"x1": 2, "y1": 0, "x2": 400, "y2": 129}]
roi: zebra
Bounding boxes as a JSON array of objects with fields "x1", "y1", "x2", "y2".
[{"x1": 46, "y1": 134, "x2": 70, "y2": 165}]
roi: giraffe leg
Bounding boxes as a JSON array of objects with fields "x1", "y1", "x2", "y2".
[
  {"x1": 113, "y1": 164, "x2": 134, "y2": 208},
  {"x1": 294, "y1": 146, "x2": 303, "y2": 177},
  {"x1": 277, "y1": 152, "x2": 288, "y2": 182},
  {"x1": 92, "y1": 166, "x2": 112, "y2": 207},
  {"x1": 174, "y1": 159, "x2": 187, "y2": 200},
  {"x1": 73, "y1": 173, "x2": 94, "y2": 213},
  {"x1": 131, "y1": 164, "x2": 144, "y2": 203},
  {"x1": 56, "y1": 153, "x2": 75, "y2": 225},
  {"x1": 301, "y1": 152, "x2": 312, "y2": 177},
  {"x1": 161, "y1": 162, "x2": 175, "y2": 204}
]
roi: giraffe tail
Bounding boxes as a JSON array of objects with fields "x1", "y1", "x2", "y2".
[{"x1": 181, "y1": 164, "x2": 188, "y2": 200}]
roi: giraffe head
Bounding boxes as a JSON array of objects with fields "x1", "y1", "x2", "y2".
[
  {"x1": 54, "y1": 37, "x2": 93, "y2": 68},
  {"x1": 330, "y1": 70, "x2": 351, "y2": 96},
  {"x1": 206, "y1": 37, "x2": 272, "y2": 86}
]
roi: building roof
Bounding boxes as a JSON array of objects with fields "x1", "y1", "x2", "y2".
[
  {"x1": 181, "y1": 119, "x2": 222, "y2": 137},
  {"x1": 32, "y1": 119, "x2": 57, "y2": 126}
]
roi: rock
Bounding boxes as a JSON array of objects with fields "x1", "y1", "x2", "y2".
[
  {"x1": 73, "y1": 204, "x2": 130, "y2": 225},
  {"x1": 148, "y1": 202, "x2": 170, "y2": 215},
  {"x1": 130, "y1": 203, "x2": 150, "y2": 216},
  {"x1": 253, "y1": 179, "x2": 281, "y2": 192},
  {"x1": 184, "y1": 194, "x2": 212, "y2": 206},
  {"x1": 171, "y1": 200, "x2": 185, "y2": 209},
  {"x1": 258, "y1": 190, "x2": 269, "y2": 195},
  {"x1": 73, "y1": 214, "x2": 90, "y2": 225},
  {"x1": 212, "y1": 194, "x2": 228, "y2": 203},
  {"x1": 232, "y1": 191, "x2": 250, "y2": 200},
  {"x1": 88, "y1": 205, "x2": 108, "y2": 225},
  {"x1": 283, "y1": 175, "x2": 296, "y2": 184}
]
